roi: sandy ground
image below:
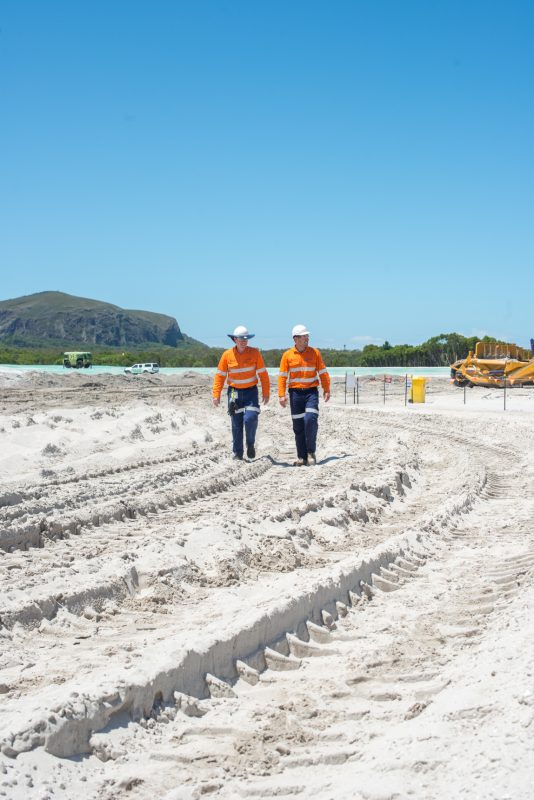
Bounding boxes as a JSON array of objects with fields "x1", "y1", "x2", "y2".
[{"x1": 0, "y1": 370, "x2": 533, "y2": 799}]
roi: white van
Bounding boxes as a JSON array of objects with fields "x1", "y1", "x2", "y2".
[{"x1": 124, "y1": 363, "x2": 160, "y2": 375}]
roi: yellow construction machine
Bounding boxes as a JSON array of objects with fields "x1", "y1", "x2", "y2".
[{"x1": 450, "y1": 340, "x2": 534, "y2": 388}]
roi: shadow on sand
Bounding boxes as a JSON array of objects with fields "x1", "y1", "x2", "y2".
[{"x1": 264, "y1": 453, "x2": 353, "y2": 468}]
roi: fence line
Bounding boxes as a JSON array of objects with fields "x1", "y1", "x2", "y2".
[{"x1": 341, "y1": 372, "x2": 522, "y2": 412}]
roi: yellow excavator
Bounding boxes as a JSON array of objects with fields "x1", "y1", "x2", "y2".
[{"x1": 450, "y1": 340, "x2": 534, "y2": 388}]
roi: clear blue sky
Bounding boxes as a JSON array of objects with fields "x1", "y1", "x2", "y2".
[{"x1": 1, "y1": 1, "x2": 533, "y2": 349}]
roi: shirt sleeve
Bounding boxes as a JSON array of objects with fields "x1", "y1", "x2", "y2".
[
  {"x1": 212, "y1": 352, "x2": 228, "y2": 398},
  {"x1": 256, "y1": 351, "x2": 270, "y2": 396},
  {"x1": 316, "y1": 349, "x2": 330, "y2": 393},
  {"x1": 278, "y1": 352, "x2": 289, "y2": 397}
]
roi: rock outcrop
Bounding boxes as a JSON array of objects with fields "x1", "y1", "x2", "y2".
[{"x1": 0, "y1": 291, "x2": 185, "y2": 347}]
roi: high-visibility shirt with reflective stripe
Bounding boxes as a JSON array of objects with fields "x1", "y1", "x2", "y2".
[
  {"x1": 278, "y1": 346, "x2": 330, "y2": 396},
  {"x1": 212, "y1": 346, "x2": 270, "y2": 399}
]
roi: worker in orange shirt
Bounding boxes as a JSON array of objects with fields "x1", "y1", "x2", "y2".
[
  {"x1": 278, "y1": 324, "x2": 330, "y2": 466},
  {"x1": 213, "y1": 325, "x2": 270, "y2": 460}
]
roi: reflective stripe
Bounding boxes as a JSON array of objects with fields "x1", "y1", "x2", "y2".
[
  {"x1": 235, "y1": 406, "x2": 260, "y2": 414},
  {"x1": 291, "y1": 413, "x2": 305, "y2": 419},
  {"x1": 288, "y1": 376, "x2": 318, "y2": 384},
  {"x1": 317, "y1": 368, "x2": 327, "y2": 375},
  {"x1": 278, "y1": 371, "x2": 288, "y2": 377},
  {"x1": 289, "y1": 366, "x2": 316, "y2": 373},
  {"x1": 228, "y1": 366, "x2": 256, "y2": 374},
  {"x1": 256, "y1": 367, "x2": 266, "y2": 373},
  {"x1": 229, "y1": 378, "x2": 259, "y2": 385},
  {"x1": 305, "y1": 407, "x2": 319, "y2": 415},
  {"x1": 216, "y1": 369, "x2": 227, "y2": 376}
]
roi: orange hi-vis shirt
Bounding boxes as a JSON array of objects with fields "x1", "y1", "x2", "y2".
[
  {"x1": 212, "y1": 346, "x2": 270, "y2": 399},
  {"x1": 278, "y1": 346, "x2": 330, "y2": 396}
]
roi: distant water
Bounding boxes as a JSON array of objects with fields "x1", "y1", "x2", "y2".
[{"x1": 0, "y1": 364, "x2": 451, "y2": 378}]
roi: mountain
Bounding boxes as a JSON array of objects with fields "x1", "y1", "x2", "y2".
[{"x1": 0, "y1": 291, "x2": 201, "y2": 348}]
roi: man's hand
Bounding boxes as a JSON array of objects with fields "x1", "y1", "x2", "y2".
[
  {"x1": 262, "y1": 395, "x2": 270, "y2": 405},
  {"x1": 324, "y1": 391, "x2": 330, "y2": 403},
  {"x1": 212, "y1": 397, "x2": 220, "y2": 407},
  {"x1": 279, "y1": 396, "x2": 287, "y2": 408}
]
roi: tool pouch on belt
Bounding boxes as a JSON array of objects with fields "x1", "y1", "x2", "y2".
[{"x1": 228, "y1": 388, "x2": 237, "y2": 416}]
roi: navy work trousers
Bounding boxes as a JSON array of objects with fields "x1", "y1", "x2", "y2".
[
  {"x1": 228, "y1": 385, "x2": 260, "y2": 457},
  {"x1": 289, "y1": 387, "x2": 319, "y2": 459}
]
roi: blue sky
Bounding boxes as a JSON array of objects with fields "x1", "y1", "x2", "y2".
[{"x1": 1, "y1": 1, "x2": 533, "y2": 349}]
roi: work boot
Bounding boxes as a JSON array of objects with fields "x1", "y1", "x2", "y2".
[
  {"x1": 293, "y1": 457, "x2": 305, "y2": 466},
  {"x1": 307, "y1": 453, "x2": 317, "y2": 466},
  {"x1": 246, "y1": 444, "x2": 256, "y2": 459},
  {"x1": 233, "y1": 453, "x2": 243, "y2": 460}
]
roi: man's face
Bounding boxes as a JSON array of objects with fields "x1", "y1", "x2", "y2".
[
  {"x1": 234, "y1": 337, "x2": 248, "y2": 353},
  {"x1": 293, "y1": 334, "x2": 309, "y2": 352}
]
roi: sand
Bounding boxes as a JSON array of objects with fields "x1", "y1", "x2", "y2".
[{"x1": 0, "y1": 369, "x2": 533, "y2": 799}]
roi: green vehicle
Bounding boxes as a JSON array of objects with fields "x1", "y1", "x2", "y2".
[{"x1": 63, "y1": 351, "x2": 93, "y2": 369}]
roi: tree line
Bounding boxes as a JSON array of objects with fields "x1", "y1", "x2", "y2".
[{"x1": 0, "y1": 333, "x2": 497, "y2": 369}]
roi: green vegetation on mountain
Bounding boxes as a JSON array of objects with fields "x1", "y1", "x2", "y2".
[
  {"x1": 0, "y1": 293, "x2": 500, "y2": 368},
  {"x1": 0, "y1": 332, "x2": 498, "y2": 368},
  {"x1": 0, "y1": 291, "x2": 196, "y2": 348}
]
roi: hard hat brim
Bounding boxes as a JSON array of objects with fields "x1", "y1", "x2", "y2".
[{"x1": 228, "y1": 333, "x2": 255, "y2": 340}]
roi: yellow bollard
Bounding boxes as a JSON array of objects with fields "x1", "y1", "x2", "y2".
[{"x1": 410, "y1": 376, "x2": 426, "y2": 403}]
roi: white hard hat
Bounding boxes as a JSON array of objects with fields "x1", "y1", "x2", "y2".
[
  {"x1": 292, "y1": 324, "x2": 310, "y2": 337},
  {"x1": 228, "y1": 325, "x2": 255, "y2": 340}
]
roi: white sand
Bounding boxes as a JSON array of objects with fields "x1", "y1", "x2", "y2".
[{"x1": 0, "y1": 370, "x2": 533, "y2": 799}]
